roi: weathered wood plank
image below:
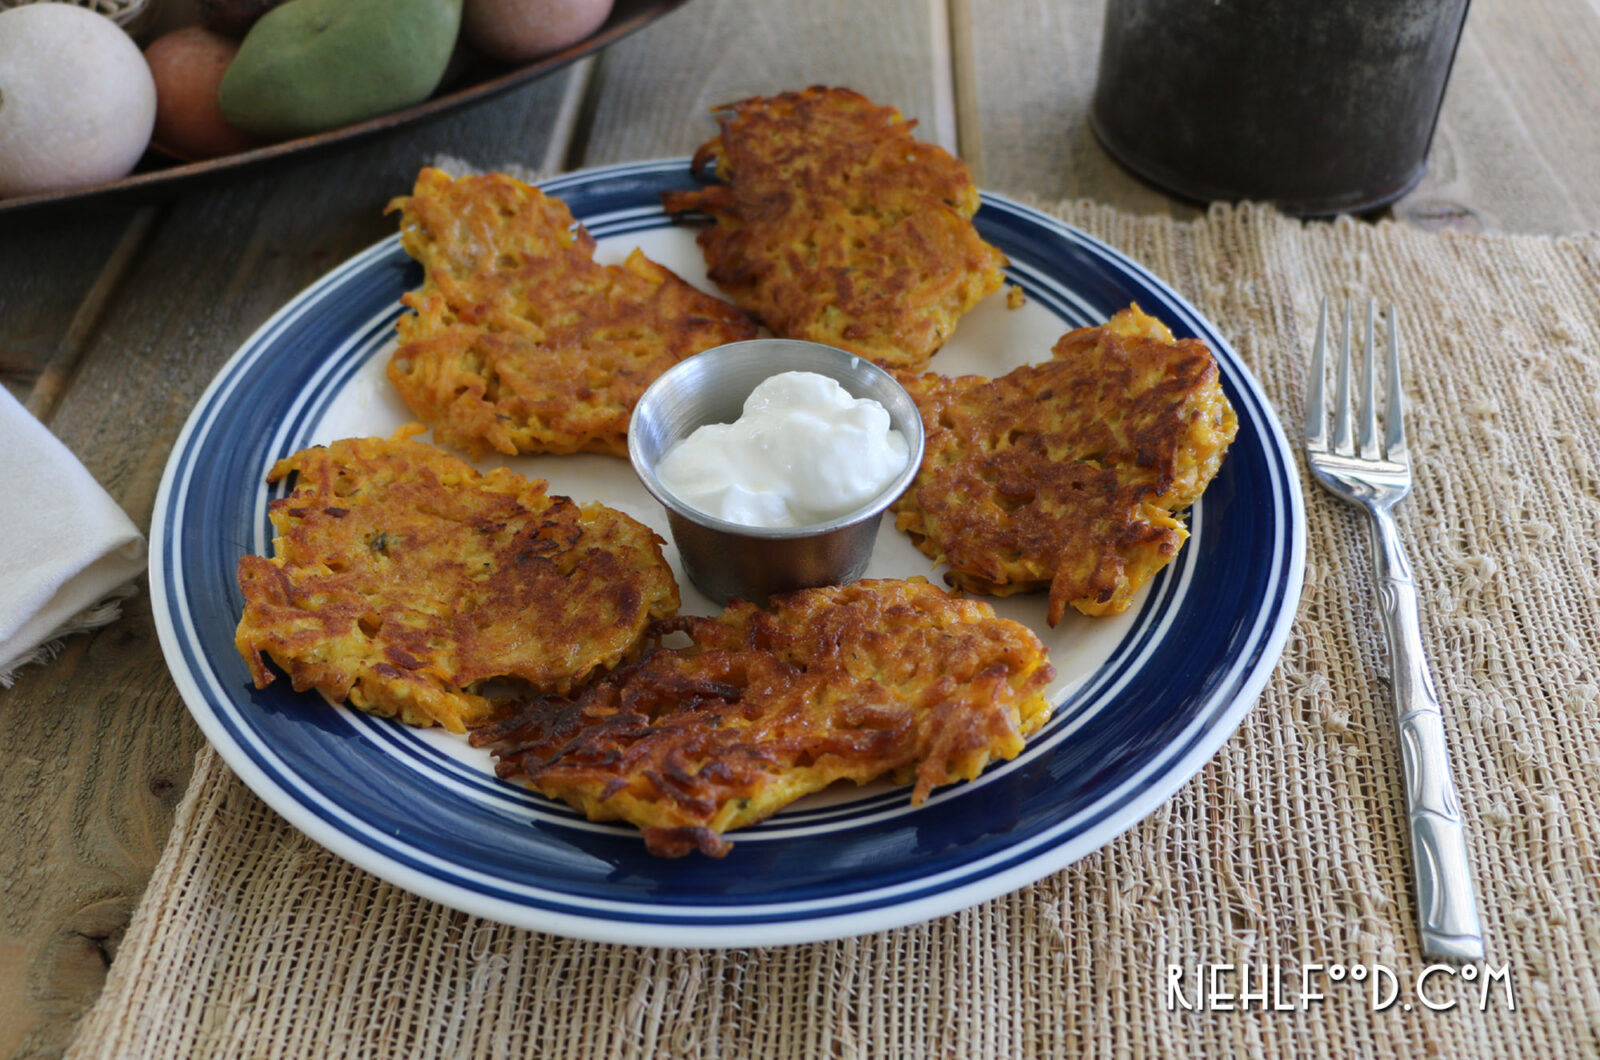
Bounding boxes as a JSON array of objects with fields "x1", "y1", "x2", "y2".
[
  {"x1": 0, "y1": 71, "x2": 578, "y2": 1060},
  {"x1": 21, "y1": 208, "x2": 164, "y2": 422},
  {"x1": 574, "y1": 0, "x2": 950, "y2": 165},
  {"x1": 0, "y1": 218, "x2": 148, "y2": 404},
  {"x1": 1400, "y1": 0, "x2": 1600, "y2": 233}
]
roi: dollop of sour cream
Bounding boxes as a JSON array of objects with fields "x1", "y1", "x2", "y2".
[{"x1": 654, "y1": 371, "x2": 911, "y2": 528}]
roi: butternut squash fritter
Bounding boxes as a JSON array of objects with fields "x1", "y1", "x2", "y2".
[
  {"x1": 470, "y1": 578, "x2": 1055, "y2": 857},
  {"x1": 892, "y1": 306, "x2": 1238, "y2": 625},
  {"x1": 661, "y1": 86, "x2": 1007, "y2": 371},
  {"x1": 235, "y1": 429, "x2": 680, "y2": 733},
  {"x1": 387, "y1": 168, "x2": 755, "y2": 459}
]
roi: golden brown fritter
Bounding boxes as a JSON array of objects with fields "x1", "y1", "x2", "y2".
[
  {"x1": 661, "y1": 86, "x2": 1007, "y2": 371},
  {"x1": 386, "y1": 168, "x2": 755, "y2": 459},
  {"x1": 471, "y1": 578, "x2": 1055, "y2": 857},
  {"x1": 892, "y1": 305, "x2": 1238, "y2": 624},
  {"x1": 235, "y1": 428, "x2": 681, "y2": 733}
]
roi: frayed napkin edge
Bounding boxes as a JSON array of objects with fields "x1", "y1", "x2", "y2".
[{"x1": 0, "y1": 583, "x2": 138, "y2": 688}]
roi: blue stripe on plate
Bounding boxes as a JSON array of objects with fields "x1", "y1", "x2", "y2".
[{"x1": 149, "y1": 161, "x2": 1304, "y2": 944}]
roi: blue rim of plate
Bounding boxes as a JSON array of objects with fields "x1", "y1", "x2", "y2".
[{"x1": 150, "y1": 159, "x2": 1306, "y2": 947}]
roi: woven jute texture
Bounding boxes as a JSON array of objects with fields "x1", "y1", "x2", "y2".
[{"x1": 67, "y1": 203, "x2": 1600, "y2": 1059}]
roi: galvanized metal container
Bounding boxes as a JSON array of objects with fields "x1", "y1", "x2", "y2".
[{"x1": 1090, "y1": 0, "x2": 1473, "y2": 216}]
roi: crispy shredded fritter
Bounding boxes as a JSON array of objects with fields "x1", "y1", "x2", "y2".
[
  {"x1": 471, "y1": 578, "x2": 1055, "y2": 857},
  {"x1": 234, "y1": 428, "x2": 681, "y2": 733},
  {"x1": 661, "y1": 86, "x2": 1007, "y2": 371},
  {"x1": 892, "y1": 305, "x2": 1238, "y2": 624},
  {"x1": 386, "y1": 168, "x2": 755, "y2": 459}
]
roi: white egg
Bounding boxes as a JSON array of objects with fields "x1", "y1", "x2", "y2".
[{"x1": 0, "y1": 3, "x2": 158, "y2": 198}]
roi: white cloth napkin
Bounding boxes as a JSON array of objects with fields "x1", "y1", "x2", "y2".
[{"x1": 0, "y1": 387, "x2": 145, "y2": 685}]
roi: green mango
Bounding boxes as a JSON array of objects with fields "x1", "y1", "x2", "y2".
[{"x1": 219, "y1": 0, "x2": 462, "y2": 139}]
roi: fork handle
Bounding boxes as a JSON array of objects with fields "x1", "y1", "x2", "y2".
[{"x1": 1370, "y1": 508, "x2": 1486, "y2": 961}]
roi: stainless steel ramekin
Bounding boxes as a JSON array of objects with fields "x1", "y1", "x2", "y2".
[{"x1": 627, "y1": 339, "x2": 925, "y2": 605}]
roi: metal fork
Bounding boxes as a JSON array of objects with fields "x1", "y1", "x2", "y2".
[{"x1": 1304, "y1": 298, "x2": 1485, "y2": 962}]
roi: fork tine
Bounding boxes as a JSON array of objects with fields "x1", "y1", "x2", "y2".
[
  {"x1": 1305, "y1": 297, "x2": 1329, "y2": 449},
  {"x1": 1332, "y1": 298, "x2": 1354, "y2": 454},
  {"x1": 1385, "y1": 304, "x2": 1407, "y2": 462},
  {"x1": 1358, "y1": 299, "x2": 1382, "y2": 460}
]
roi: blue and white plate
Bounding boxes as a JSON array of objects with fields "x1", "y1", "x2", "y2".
[{"x1": 151, "y1": 160, "x2": 1305, "y2": 947}]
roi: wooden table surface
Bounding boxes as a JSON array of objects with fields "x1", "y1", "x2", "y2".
[{"x1": 3, "y1": 0, "x2": 1597, "y2": 1054}]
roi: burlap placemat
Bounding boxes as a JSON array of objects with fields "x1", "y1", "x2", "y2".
[{"x1": 67, "y1": 203, "x2": 1600, "y2": 1059}]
